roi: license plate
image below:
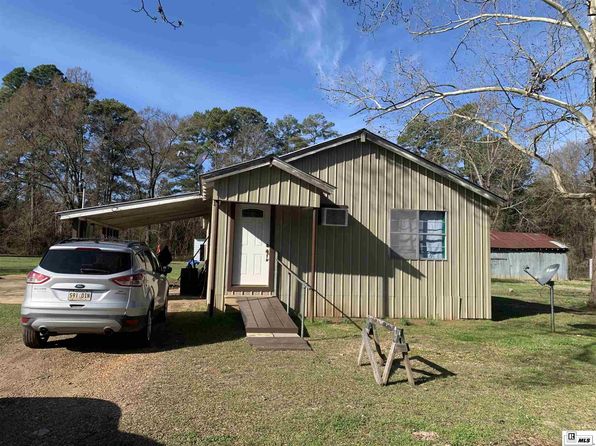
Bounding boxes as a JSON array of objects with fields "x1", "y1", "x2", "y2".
[{"x1": 67, "y1": 291, "x2": 92, "y2": 301}]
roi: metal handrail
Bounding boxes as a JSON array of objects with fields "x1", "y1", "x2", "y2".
[{"x1": 276, "y1": 259, "x2": 310, "y2": 338}]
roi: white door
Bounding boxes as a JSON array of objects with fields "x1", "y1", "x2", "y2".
[{"x1": 232, "y1": 204, "x2": 271, "y2": 286}]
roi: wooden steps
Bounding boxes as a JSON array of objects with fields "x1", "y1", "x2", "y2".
[
  {"x1": 246, "y1": 336, "x2": 311, "y2": 351},
  {"x1": 238, "y1": 297, "x2": 311, "y2": 351},
  {"x1": 238, "y1": 297, "x2": 298, "y2": 334}
]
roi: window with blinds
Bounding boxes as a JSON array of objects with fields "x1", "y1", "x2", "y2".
[{"x1": 389, "y1": 210, "x2": 446, "y2": 260}]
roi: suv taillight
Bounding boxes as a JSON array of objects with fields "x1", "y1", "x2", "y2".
[
  {"x1": 111, "y1": 273, "x2": 144, "y2": 287},
  {"x1": 26, "y1": 271, "x2": 50, "y2": 284}
]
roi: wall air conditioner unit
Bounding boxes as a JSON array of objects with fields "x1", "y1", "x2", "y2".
[{"x1": 321, "y1": 207, "x2": 348, "y2": 227}]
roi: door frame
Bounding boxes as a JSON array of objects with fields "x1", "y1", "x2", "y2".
[{"x1": 226, "y1": 202, "x2": 276, "y2": 292}]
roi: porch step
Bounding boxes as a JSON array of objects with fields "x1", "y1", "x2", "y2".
[
  {"x1": 246, "y1": 336, "x2": 311, "y2": 351},
  {"x1": 238, "y1": 297, "x2": 311, "y2": 351},
  {"x1": 225, "y1": 294, "x2": 276, "y2": 309}
]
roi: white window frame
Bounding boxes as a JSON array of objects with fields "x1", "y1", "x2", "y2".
[{"x1": 388, "y1": 209, "x2": 447, "y2": 261}]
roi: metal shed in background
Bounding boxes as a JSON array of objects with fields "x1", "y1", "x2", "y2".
[{"x1": 490, "y1": 231, "x2": 569, "y2": 280}]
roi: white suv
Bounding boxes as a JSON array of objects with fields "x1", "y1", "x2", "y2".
[{"x1": 20, "y1": 240, "x2": 171, "y2": 348}]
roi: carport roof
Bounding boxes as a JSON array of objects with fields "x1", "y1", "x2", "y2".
[{"x1": 57, "y1": 192, "x2": 211, "y2": 230}]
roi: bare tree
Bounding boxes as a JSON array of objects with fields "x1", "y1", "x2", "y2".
[
  {"x1": 132, "y1": 0, "x2": 183, "y2": 29},
  {"x1": 327, "y1": 0, "x2": 596, "y2": 306},
  {"x1": 129, "y1": 108, "x2": 180, "y2": 199}
]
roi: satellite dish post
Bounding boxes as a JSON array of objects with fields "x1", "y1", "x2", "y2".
[{"x1": 524, "y1": 264, "x2": 559, "y2": 333}]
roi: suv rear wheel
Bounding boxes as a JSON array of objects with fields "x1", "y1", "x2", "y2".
[
  {"x1": 156, "y1": 294, "x2": 168, "y2": 324},
  {"x1": 135, "y1": 307, "x2": 153, "y2": 347},
  {"x1": 23, "y1": 327, "x2": 48, "y2": 349}
]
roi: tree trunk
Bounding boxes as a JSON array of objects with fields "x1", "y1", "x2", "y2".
[
  {"x1": 588, "y1": 5, "x2": 596, "y2": 307},
  {"x1": 591, "y1": 198, "x2": 596, "y2": 308}
]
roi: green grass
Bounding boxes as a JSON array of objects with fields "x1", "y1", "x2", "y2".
[
  {"x1": 0, "y1": 256, "x2": 40, "y2": 275},
  {"x1": 149, "y1": 279, "x2": 595, "y2": 445},
  {"x1": 0, "y1": 279, "x2": 594, "y2": 445},
  {"x1": 169, "y1": 260, "x2": 190, "y2": 281}
]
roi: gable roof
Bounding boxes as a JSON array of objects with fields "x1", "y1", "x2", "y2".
[
  {"x1": 279, "y1": 129, "x2": 505, "y2": 204},
  {"x1": 201, "y1": 129, "x2": 505, "y2": 204},
  {"x1": 201, "y1": 155, "x2": 335, "y2": 195},
  {"x1": 490, "y1": 231, "x2": 568, "y2": 251}
]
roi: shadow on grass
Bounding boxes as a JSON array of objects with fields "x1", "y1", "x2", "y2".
[
  {"x1": 569, "y1": 323, "x2": 596, "y2": 331},
  {"x1": 0, "y1": 397, "x2": 161, "y2": 445},
  {"x1": 387, "y1": 355, "x2": 456, "y2": 386},
  {"x1": 573, "y1": 342, "x2": 596, "y2": 366},
  {"x1": 44, "y1": 308, "x2": 245, "y2": 355},
  {"x1": 357, "y1": 354, "x2": 456, "y2": 386},
  {"x1": 492, "y1": 296, "x2": 579, "y2": 321}
]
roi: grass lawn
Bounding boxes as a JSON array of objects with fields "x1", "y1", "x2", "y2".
[
  {"x1": 0, "y1": 279, "x2": 594, "y2": 445},
  {"x1": 0, "y1": 256, "x2": 40, "y2": 275}
]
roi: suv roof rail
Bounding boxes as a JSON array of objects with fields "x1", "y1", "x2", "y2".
[
  {"x1": 56, "y1": 238, "x2": 147, "y2": 247},
  {"x1": 57, "y1": 238, "x2": 101, "y2": 244},
  {"x1": 126, "y1": 241, "x2": 148, "y2": 248}
]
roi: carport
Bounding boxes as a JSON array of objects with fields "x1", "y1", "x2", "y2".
[
  {"x1": 56, "y1": 191, "x2": 221, "y2": 312},
  {"x1": 56, "y1": 192, "x2": 212, "y2": 236}
]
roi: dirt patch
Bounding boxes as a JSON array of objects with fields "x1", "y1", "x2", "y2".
[{"x1": 0, "y1": 275, "x2": 25, "y2": 304}]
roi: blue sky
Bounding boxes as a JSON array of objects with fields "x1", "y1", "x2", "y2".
[{"x1": 0, "y1": 0, "x2": 453, "y2": 134}]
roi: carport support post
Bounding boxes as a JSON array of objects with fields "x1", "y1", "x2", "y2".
[
  {"x1": 206, "y1": 200, "x2": 219, "y2": 317},
  {"x1": 310, "y1": 208, "x2": 317, "y2": 322}
]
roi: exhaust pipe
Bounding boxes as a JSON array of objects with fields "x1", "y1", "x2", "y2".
[
  {"x1": 39, "y1": 327, "x2": 48, "y2": 336},
  {"x1": 104, "y1": 328, "x2": 114, "y2": 336}
]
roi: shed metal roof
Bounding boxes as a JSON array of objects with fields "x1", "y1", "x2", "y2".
[{"x1": 490, "y1": 231, "x2": 568, "y2": 251}]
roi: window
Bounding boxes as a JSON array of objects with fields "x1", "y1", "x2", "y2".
[
  {"x1": 146, "y1": 250, "x2": 160, "y2": 272},
  {"x1": 40, "y1": 249, "x2": 132, "y2": 275},
  {"x1": 242, "y1": 208, "x2": 263, "y2": 218},
  {"x1": 389, "y1": 210, "x2": 446, "y2": 260},
  {"x1": 136, "y1": 251, "x2": 150, "y2": 271}
]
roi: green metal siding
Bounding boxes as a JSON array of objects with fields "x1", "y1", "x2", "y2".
[
  {"x1": 213, "y1": 138, "x2": 492, "y2": 320},
  {"x1": 213, "y1": 165, "x2": 321, "y2": 208}
]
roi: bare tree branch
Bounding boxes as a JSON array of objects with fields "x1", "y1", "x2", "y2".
[
  {"x1": 452, "y1": 112, "x2": 592, "y2": 199},
  {"x1": 325, "y1": 83, "x2": 592, "y2": 128},
  {"x1": 132, "y1": 0, "x2": 183, "y2": 29},
  {"x1": 412, "y1": 13, "x2": 576, "y2": 36}
]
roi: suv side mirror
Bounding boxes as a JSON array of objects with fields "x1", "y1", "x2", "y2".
[{"x1": 159, "y1": 266, "x2": 172, "y2": 275}]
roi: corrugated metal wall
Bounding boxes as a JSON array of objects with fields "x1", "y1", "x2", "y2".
[
  {"x1": 213, "y1": 138, "x2": 493, "y2": 320},
  {"x1": 213, "y1": 165, "x2": 321, "y2": 208},
  {"x1": 491, "y1": 251, "x2": 568, "y2": 280}
]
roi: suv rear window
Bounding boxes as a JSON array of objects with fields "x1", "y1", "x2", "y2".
[{"x1": 40, "y1": 249, "x2": 132, "y2": 275}]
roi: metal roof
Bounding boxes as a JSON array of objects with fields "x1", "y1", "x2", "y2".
[
  {"x1": 200, "y1": 129, "x2": 505, "y2": 205},
  {"x1": 278, "y1": 129, "x2": 506, "y2": 205},
  {"x1": 490, "y1": 231, "x2": 568, "y2": 251},
  {"x1": 57, "y1": 192, "x2": 211, "y2": 229},
  {"x1": 56, "y1": 129, "x2": 505, "y2": 230}
]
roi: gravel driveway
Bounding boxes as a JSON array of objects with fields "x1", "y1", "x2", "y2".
[{"x1": 0, "y1": 280, "x2": 209, "y2": 445}]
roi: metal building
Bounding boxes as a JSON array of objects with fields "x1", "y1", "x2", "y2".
[
  {"x1": 58, "y1": 129, "x2": 505, "y2": 321},
  {"x1": 490, "y1": 231, "x2": 569, "y2": 280}
]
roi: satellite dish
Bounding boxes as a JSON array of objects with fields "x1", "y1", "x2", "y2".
[
  {"x1": 523, "y1": 264, "x2": 560, "y2": 332},
  {"x1": 537, "y1": 264, "x2": 559, "y2": 286}
]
